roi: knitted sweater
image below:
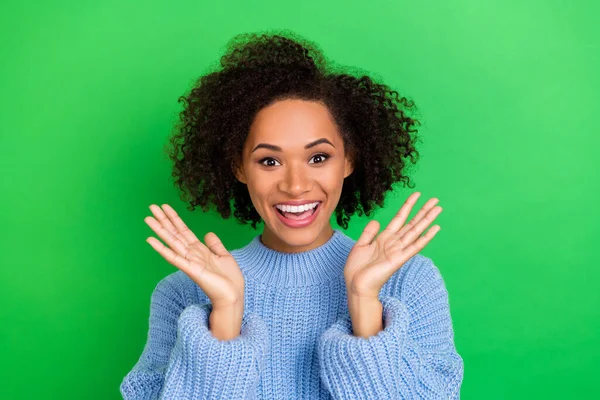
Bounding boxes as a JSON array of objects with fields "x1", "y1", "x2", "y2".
[{"x1": 120, "y1": 229, "x2": 464, "y2": 399}]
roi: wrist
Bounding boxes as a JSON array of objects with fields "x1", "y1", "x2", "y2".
[
  {"x1": 209, "y1": 303, "x2": 244, "y2": 341},
  {"x1": 347, "y1": 295, "x2": 384, "y2": 338}
]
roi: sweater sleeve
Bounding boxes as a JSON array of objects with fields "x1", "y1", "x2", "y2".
[
  {"x1": 120, "y1": 274, "x2": 270, "y2": 400},
  {"x1": 317, "y1": 258, "x2": 464, "y2": 399}
]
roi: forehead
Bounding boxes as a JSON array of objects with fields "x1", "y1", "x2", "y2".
[{"x1": 246, "y1": 99, "x2": 340, "y2": 147}]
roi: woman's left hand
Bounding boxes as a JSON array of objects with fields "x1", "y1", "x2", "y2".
[{"x1": 344, "y1": 192, "x2": 444, "y2": 300}]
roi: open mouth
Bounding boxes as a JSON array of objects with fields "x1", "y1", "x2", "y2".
[{"x1": 275, "y1": 202, "x2": 321, "y2": 221}]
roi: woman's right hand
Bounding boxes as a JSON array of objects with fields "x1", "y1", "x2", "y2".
[{"x1": 144, "y1": 204, "x2": 245, "y2": 312}]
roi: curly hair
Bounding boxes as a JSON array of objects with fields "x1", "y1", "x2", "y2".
[{"x1": 165, "y1": 29, "x2": 422, "y2": 230}]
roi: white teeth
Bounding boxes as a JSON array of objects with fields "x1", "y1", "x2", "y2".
[{"x1": 275, "y1": 202, "x2": 320, "y2": 213}]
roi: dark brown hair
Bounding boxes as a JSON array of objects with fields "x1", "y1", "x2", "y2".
[{"x1": 165, "y1": 30, "x2": 422, "y2": 230}]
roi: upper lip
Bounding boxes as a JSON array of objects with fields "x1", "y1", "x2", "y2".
[{"x1": 274, "y1": 200, "x2": 322, "y2": 206}]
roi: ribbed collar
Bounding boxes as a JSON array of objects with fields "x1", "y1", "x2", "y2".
[{"x1": 231, "y1": 229, "x2": 356, "y2": 287}]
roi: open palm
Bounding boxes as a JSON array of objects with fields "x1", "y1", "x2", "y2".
[
  {"x1": 344, "y1": 192, "x2": 443, "y2": 299},
  {"x1": 144, "y1": 204, "x2": 245, "y2": 310}
]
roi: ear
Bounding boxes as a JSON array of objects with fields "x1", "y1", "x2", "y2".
[
  {"x1": 343, "y1": 154, "x2": 354, "y2": 179},
  {"x1": 232, "y1": 161, "x2": 247, "y2": 184}
]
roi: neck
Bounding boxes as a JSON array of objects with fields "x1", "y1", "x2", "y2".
[
  {"x1": 260, "y1": 224, "x2": 335, "y2": 253},
  {"x1": 232, "y1": 229, "x2": 356, "y2": 287}
]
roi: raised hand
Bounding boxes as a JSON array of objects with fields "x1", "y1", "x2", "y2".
[
  {"x1": 144, "y1": 204, "x2": 245, "y2": 311},
  {"x1": 344, "y1": 192, "x2": 443, "y2": 300}
]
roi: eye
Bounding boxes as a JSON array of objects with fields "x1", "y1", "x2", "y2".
[
  {"x1": 258, "y1": 153, "x2": 330, "y2": 168},
  {"x1": 259, "y1": 157, "x2": 281, "y2": 167},
  {"x1": 309, "y1": 153, "x2": 330, "y2": 164}
]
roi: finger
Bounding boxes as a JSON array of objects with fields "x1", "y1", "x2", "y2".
[
  {"x1": 389, "y1": 224, "x2": 441, "y2": 256},
  {"x1": 204, "y1": 232, "x2": 230, "y2": 256},
  {"x1": 160, "y1": 204, "x2": 205, "y2": 247},
  {"x1": 396, "y1": 197, "x2": 440, "y2": 238},
  {"x1": 379, "y1": 192, "x2": 421, "y2": 241},
  {"x1": 144, "y1": 215, "x2": 190, "y2": 258},
  {"x1": 147, "y1": 236, "x2": 231, "y2": 300},
  {"x1": 397, "y1": 206, "x2": 443, "y2": 248},
  {"x1": 146, "y1": 236, "x2": 196, "y2": 276},
  {"x1": 355, "y1": 220, "x2": 380, "y2": 247},
  {"x1": 150, "y1": 204, "x2": 197, "y2": 247},
  {"x1": 148, "y1": 204, "x2": 188, "y2": 246}
]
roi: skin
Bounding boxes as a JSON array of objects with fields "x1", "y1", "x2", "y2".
[
  {"x1": 233, "y1": 98, "x2": 444, "y2": 337},
  {"x1": 344, "y1": 192, "x2": 442, "y2": 337},
  {"x1": 234, "y1": 98, "x2": 354, "y2": 253},
  {"x1": 143, "y1": 98, "x2": 444, "y2": 339}
]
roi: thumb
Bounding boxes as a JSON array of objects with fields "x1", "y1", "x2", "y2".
[
  {"x1": 204, "y1": 232, "x2": 230, "y2": 256},
  {"x1": 355, "y1": 220, "x2": 380, "y2": 247}
]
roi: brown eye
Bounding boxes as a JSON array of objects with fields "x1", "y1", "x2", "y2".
[
  {"x1": 309, "y1": 153, "x2": 330, "y2": 164},
  {"x1": 258, "y1": 153, "x2": 330, "y2": 168},
  {"x1": 259, "y1": 157, "x2": 280, "y2": 167}
]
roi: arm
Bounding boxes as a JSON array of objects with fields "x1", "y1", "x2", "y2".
[
  {"x1": 317, "y1": 257, "x2": 464, "y2": 399},
  {"x1": 120, "y1": 274, "x2": 269, "y2": 399}
]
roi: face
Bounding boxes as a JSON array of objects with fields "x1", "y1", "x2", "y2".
[{"x1": 234, "y1": 98, "x2": 354, "y2": 253}]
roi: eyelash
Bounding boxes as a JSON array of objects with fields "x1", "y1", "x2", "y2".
[{"x1": 258, "y1": 153, "x2": 330, "y2": 168}]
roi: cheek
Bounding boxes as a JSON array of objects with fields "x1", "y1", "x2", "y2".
[
  {"x1": 320, "y1": 167, "x2": 346, "y2": 190},
  {"x1": 245, "y1": 164, "x2": 345, "y2": 199},
  {"x1": 245, "y1": 179, "x2": 272, "y2": 208}
]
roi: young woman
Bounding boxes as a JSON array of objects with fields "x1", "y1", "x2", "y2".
[{"x1": 121, "y1": 31, "x2": 464, "y2": 399}]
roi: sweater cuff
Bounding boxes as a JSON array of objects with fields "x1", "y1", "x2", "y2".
[
  {"x1": 317, "y1": 295, "x2": 409, "y2": 400},
  {"x1": 159, "y1": 303, "x2": 269, "y2": 399}
]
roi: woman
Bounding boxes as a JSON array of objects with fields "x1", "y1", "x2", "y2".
[{"x1": 120, "y1": 30, "x2": 464, "y2": 399}]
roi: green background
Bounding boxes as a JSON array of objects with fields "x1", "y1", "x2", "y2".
[{"x1": 1, "y1": 0, "x2": 598, "y2": 398}]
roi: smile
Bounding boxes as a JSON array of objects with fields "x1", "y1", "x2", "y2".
[{"x1": 273, "y1": 201, "x2": 322, "y2": 228}]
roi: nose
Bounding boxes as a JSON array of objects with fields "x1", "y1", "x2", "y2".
[{"x1": 278, "y1": 163, "x2": 313, "y2": 197}]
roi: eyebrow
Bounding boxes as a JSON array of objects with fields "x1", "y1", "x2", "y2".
[{"x1": 251, "y1": 138, "x2": 335, "y2": 153}]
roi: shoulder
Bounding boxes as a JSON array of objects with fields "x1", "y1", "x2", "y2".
[
  {"x1": 380, "y1": 253, "x2": 449, "y2": 304},
  {"x1": 151, "y1": 270, "x2": 209, "y2": 307}
]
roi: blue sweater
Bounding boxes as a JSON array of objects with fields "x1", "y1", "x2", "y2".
[{"x1": 120, "y1": 229, "x2": 464, "y2": 399}]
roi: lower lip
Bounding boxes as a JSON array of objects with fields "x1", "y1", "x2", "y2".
[{"x1": 274, "y1": 202, "x2": 321, "y2": 228}]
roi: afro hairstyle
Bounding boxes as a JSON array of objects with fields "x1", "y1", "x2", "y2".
[{"x1": 165, "y1": 30, "x2": 422, "y2": 230}]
